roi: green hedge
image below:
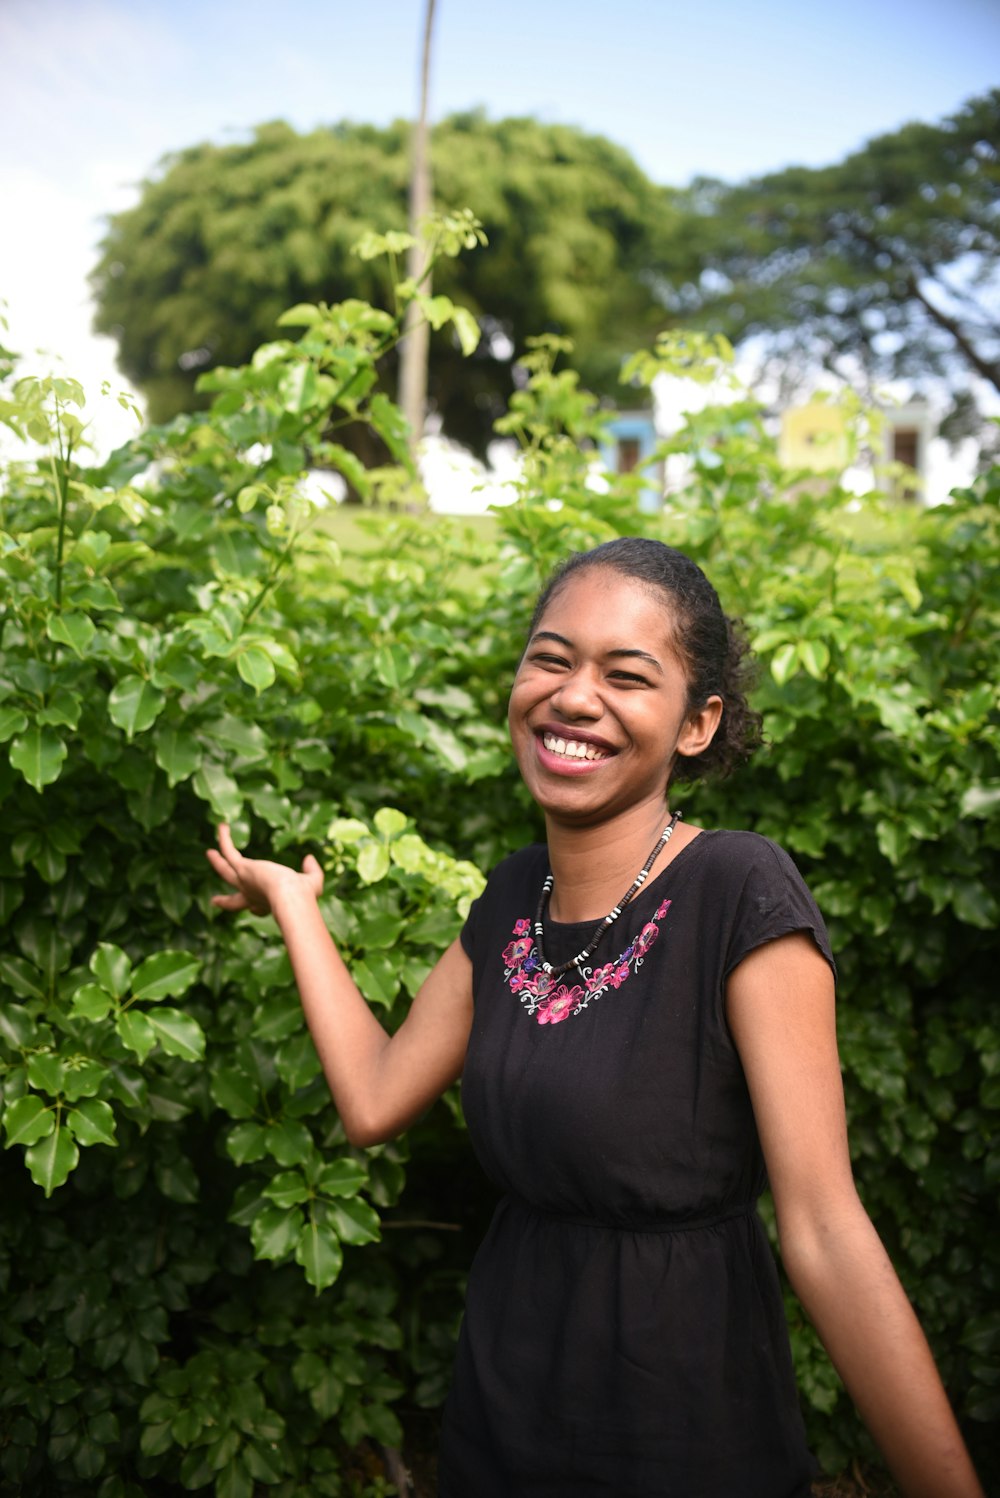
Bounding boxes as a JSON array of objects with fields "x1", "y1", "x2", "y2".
[{"x1": 0, "y1": 260, "x2": 996, "y2": 1494}]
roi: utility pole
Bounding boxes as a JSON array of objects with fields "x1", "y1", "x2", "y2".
[{"x1": 398, "y1": 0, "x2": 437, "y2": 457}]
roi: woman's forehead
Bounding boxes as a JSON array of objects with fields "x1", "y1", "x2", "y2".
[{"x1": 535, "y1": 568, "x2": 677, "y2": 638}]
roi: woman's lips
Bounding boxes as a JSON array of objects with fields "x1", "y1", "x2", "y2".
[{"x1": 533, "y1": 729, "x2": 617, "y2": 775}]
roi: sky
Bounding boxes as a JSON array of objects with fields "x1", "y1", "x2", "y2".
[{"x1": 2, "y1": 0, "x2": 999, "y2": 454}]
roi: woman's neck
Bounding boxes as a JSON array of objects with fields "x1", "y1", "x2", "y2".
[{"x1": 544, "y1": 800, "x2": 696, "y2": 923}]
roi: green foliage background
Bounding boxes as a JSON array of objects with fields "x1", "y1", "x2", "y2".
[{"x1": 1, "y1": 241, "x2": 998, "y2": 1494}]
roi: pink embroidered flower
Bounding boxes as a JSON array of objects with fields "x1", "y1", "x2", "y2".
[
  {"x1": 654, "y1": 898, "x2": 672, "y2": 920},
  {"x1": 536, "y1": 985, "x2": 584, "y2": 1025},
  {"x1": 502, "y1": 936, "x2": 533, "y2": 967},
  {"x1": 633, "y1": 922, "x2": 660, "y2": 957},
  {"x1": 588, "y1": 963, "x2": 616, "y2": 990},
  {"x1": 513, "y1": 918, "x2": 530, "y2": 936},
  {"x1": 610, "y1": 963, "x2": 631, "y2": 989}
]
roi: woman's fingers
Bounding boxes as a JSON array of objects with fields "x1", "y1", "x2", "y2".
[
  {"x1": 211, "y1": 891, "x2": 250, "y2": 912},
  {"x1": 302, "y1": 852, "x2": 324, "y2": 889},
  {"x1": 205, "y1": 846, "x2": 239, "y2": 886},
  {"x1": 216, "y1": 823, "x2": 242, "y2": 868}
]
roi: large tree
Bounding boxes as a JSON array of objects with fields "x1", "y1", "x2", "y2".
[
  {"x1": 667, "y1": 91, "x2": 1000, "y2": 423},
  {"x1": 91, "y1": 113, "x2": 680, "y2": 453}
]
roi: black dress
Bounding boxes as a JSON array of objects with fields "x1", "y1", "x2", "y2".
[{"x1": 438, "y1": 830, "x2": 835, "y2": 1498}]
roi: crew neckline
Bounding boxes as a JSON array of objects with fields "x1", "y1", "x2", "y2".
[{"x1": 543, "y1": 827, "x2": 719, "y2": 930}]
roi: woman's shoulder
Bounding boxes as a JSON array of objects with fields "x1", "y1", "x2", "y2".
[{"x1": 688, "y1": 827, "x2": 802, "y2": 874}]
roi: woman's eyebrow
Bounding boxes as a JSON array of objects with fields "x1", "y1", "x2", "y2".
[{"x1": 529, "y1": 632, "x2": 663, "y2": 674}]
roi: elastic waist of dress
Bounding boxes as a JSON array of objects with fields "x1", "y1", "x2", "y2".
[{"x1": 502, "y1": 1194, "x2": 756, "y2": 1235}]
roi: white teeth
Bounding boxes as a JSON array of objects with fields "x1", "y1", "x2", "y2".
[{"x1": 542, "y1": 734, "x2": 607, "y2": 761}]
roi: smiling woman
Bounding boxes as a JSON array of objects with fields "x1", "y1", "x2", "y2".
[{"x1": 207, "y1": 538, "x2": 984, "y2": 1498}]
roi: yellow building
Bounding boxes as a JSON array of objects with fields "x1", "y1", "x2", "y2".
[{"x1": 778, "y1": 401, "x2": 851, "y2": 473}]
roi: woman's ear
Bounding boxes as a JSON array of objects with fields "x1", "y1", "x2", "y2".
[{"x1": 677, "y1": 694, "x2": 724, "y2": 759}]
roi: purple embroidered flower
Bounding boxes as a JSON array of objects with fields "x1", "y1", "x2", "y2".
[
  {"x1": 513, "y1": 918, "x2": 530, "y2": 936},
  {"x1": 502, "y1": 935, "x2": 533, "y2": 967},
  {"x1": 536, "y1": 984, "x2": 584, "y2": 1025}
]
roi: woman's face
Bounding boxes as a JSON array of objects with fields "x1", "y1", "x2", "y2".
[{"x1": 508, "y1": 568, "x2": 722, "y2": 828}]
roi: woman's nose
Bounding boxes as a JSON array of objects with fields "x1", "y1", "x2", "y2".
[{"x1": 550, "y1": 667, "x2": 602, "y2": 719}]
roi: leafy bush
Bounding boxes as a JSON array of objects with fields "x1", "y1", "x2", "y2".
[{"x1": 0, "y1": 261, "x2": 996, "y2": 1495}]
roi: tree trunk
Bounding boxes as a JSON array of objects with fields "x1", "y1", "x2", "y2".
[{"x1": 398, "y1": 0, "x2": 437, "y2": 455}]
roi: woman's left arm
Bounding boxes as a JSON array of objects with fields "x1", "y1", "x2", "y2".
[{"x1": 728, "y1": 933, "x2": 984, "y2": 1498}]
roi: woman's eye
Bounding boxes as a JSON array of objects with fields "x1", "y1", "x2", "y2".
[
  {"x1": 610, "y1": 670, "x2": 648, "y2": 686},
  {"x1": 533, "y1": 653, "x2": 568, "y2": 669}
]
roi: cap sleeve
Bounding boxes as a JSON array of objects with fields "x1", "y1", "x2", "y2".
[{"x1": 724, "y1": 837, "x2": 836, "y2": 982}]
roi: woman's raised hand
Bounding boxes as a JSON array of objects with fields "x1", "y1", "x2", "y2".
[{"x1": 206, "y1": 823, "x2": 324, "y2": 917}]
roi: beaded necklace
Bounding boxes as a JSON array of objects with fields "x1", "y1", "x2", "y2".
[{"x1": 532, "y1": 810, "x2": 682, "y2": 979}]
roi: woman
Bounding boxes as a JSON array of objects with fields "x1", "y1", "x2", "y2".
[{"x1": 208, "y1": 539, "x2": 982, "y2": 1497}]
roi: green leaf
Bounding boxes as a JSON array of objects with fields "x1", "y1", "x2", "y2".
[
  {"x1": 236, "y1": 645, "x2": 276, "y2": 693},
  {"x1": 46, "y1": 612, "x2": 96, "y2": 657},
  {"x1": 250, "y1": 1204, "x2": 303, "y2": 1260},
  {"x1": 451, "y1": 305, "x2": 482, "y2": 357},
  {"x1": 131, "y1": 950, "x2": 200, "y2": 1003},
  {"x1": 323, "y1": 442, "x2": 370, "y2": 499},
  {"x1": 264, "y1": 1118, "x2": 314, "y2": 1166},
  {"x1": 357, "y1": 843, "x2": 390, "y2": 884},
  {"x1": 9, "y1": 726, "x2": 67, "y2": 790},
  {"x1": 155, "y1": 1155, "x2": 199, "y2": 1202},
  {"x1": 215, "y1": 1458, "x2": 253, "y2": 1498},
  {"x1": 368, "y1": 393, "x2": 413, "y2": 470},
  {"x1": 4, "y1": 1094, "x2": 54, "y2": 1148},
  {"x1": 278, "y1": 361, "x2": 318, "y2": 415},
  {"x1": 328, "y1": 1197, "x2": 380, "y2": 1245},
  {"x1": 203, "y1": 714, "x2": 269, "y2": 762},
  {"x1": 373, "y1": 643, "x2": 415, "y2": 690},
  {"x1": 295, "y1": 1214, "x2": 343, "y2": 1290},
  {"x1": 0, "y1": 1002, "x2": 38, "y2": 1047},
  {"x1": 117, "y1": 1010, "x2": 156, "y2": 1062},
  {"x1": 0, "y1": 705, "x2": 29, "y2": 742},
  {"x1": 315, "y1": 1157, "x2": 367, "y2": 1198},
  {"x1": 62, "y1": 1057, "x2": 107, "y2": 1101},
  {"x1": 770, "y1": 643, "x2": 799, "y2": 686},
  {"x1": 154, "y1": 726, "x2": 202, "y2": 787},
  {"x1": 192, "y1": 761, "x2": 243, "y2": 821},
  {"x1": 797, "y1": 638, "x2": 830, "y2": 679},
  {"x1": 27, "y1": 1051, "x2": 65, "y2": 1095},
  {"x1": 108, "y1": 676, "x2": 165, "y2": 738},
  {"x1": 26, "y1": 1120, "x2": 79, "y2": 1195},
  {"x1": 91, "y1": 943, "x2": 132, "y2": 999},
  {"x1": 0, "y1": 954, "x2": 47, "y2": 1001},
  {"x1": 67, "y1": 1100, "x2": 117, "y2": 1147},
  {"x1": 37, "y1": 688, "x2": 83, "y2": 729},
  {"x1": 227, "y1": 1122, "x2": 269, "y2": 1166},
  {"x1": 146, "y1": 1008, "x2": 205, "y2": 1062},
  {"x1": 262, "y1": 1170, "x2": 311, "y2": 1208},
  {"x1": 210, "y1": 1067, "x2": 259, "y2": 1119},
  {"x1": 373, "y1": 806, "x2": 408, "y2": 840}
]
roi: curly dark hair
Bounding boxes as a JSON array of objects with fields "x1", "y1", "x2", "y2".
[{"x1": 528, "y1": 538, "x2": 763, "y2": 784}]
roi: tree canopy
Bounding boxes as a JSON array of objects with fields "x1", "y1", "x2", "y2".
[
  {"x1": 667, "y1": 91, "x2": 1000, "y2": 422},
  {"x1": 91, "y1": 114, "x2": 680, "y2": 453}
]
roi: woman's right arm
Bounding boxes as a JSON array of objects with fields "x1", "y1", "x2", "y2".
[{"x1": 207, "y1": 824, "x2": 474, "y2": 1147}]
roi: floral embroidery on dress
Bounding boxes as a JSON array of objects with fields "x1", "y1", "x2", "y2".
[{"x1": 502, "y1": 897, "x2": 672, "y2": 1024}]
